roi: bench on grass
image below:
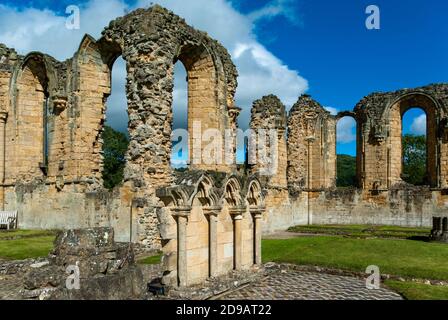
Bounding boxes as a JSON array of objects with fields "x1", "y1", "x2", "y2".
[{"x1": 0, "y1": 211, "x2": 17, "y2": 230}]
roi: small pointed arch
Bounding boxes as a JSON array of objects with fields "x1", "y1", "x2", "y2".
[
  {"x1": 12, "y1": 52, "x2": 60, "y2": 177},
  {"x1": 12, "y1": 52, "x2": 59, "y2": 101},
  {"x1": 190, "y1": 174, "x2": 218, "y2": 207},
  {"x1": 246, "y1": 178, "x2": 264, "y2": 208},
  {"x1": 223, "y1": 176, "x2": 243, "y2": 207},
  {"x1": 77, "y1": 34, "x2": 97, "y2": 54},
  {"x1": 156, "y1": 186, "x2": 190, "y2": 208},
  {"x1": 76, "y1": 34, "x2": 106, "y2": 68}
]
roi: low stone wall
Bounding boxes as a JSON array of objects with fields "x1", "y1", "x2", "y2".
[
  {"x1": 263, "y1": 187, "x2": 447, "y2": 233},
  {"x1": 5, "y1": 182, "x2": 161, "y2": 250}
]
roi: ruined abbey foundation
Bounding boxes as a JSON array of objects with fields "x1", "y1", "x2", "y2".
[{"x1": 0, "y1": 6, "x2": 447, "y2": 287}]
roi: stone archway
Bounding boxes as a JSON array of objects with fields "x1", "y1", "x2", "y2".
[
  {"x1": 97, "y1": 6, "x2": 239, "y2": 190},
  {"x1": 386, "y1": 93, "x2": 440, "y2": 187},
  {"x1": 12, "y1": 54, "x2": 51, "y2": 180}
]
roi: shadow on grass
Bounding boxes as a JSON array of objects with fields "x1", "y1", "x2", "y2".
[{"x1": 406, "y1": 236, "x2": 430, "y2": 242}]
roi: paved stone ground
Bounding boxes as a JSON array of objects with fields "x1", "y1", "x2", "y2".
[
  {"x1": 0, "y1": 264, "x2": 402, "y2": 300},
  {"x1": 218, "y1": 270, "x2": 403, "y2": 300},
  {"x1": 0, "y1": 274, "x2": 23, "y2": 300}
]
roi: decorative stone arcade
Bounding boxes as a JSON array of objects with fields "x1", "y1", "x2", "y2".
[{"x1": 156, "y1": 173, "x2": 265, "y2": 287}]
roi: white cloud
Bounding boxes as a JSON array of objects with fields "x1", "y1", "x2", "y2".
[
  {"x1": 0, "y1": 0, "x2": 308, "y2": 131},
  {"x1": 324, "y1": 106, "x2": 338, "y2": 116},
  {"x1": 337, "y1": 117, "x2": 356, "y2": 144},
  {"x1": 248, "y1": 0, "x2": 300, "y2": 26},
  {"x1": 410, "y1": 114, "x2": 427, "y2": 135},
  {"x1": 0, "y1": 1, "x2": 128, "y2": 60}
]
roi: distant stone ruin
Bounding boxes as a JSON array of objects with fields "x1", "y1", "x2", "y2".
[{"x1": 0, "y1": 5, "x2": 447, "y2": 288}]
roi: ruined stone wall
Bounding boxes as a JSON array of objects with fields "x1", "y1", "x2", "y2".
[
  {"x1": 250, "y1": 95, "x2": 288, "y2": 188},
  {"x1": 308, "y1": 188, "x2": 446, "y2": 227},
  {"x1": 355, "y1": 85, "x2": 448, "y2": 190},
  {"x1": 2, "y1": 4, "x2": 448, "y2": 289},
  {"x1": 252, "y1": 85, "x2": 448, "y2": 234},
  {"x1": 0, "y1": 6, "x2": 240, "y2": 252},
  {"x1": 287, "y1": 95, "x2": 336, "y2": 191}
]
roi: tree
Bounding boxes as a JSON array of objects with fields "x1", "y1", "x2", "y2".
[
  {"x1": 102, "y1": 126, "x2": 129, "y2": 190},
  {"x1": 402, "y1": 134, "x2": 426, "y2": 185},
  {"x1": 337, "y1": 154, "x2": 357, "y2": 187}
]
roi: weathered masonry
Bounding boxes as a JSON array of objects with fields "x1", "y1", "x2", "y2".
[
  {"x1": 253, "y1": 86, "x2": 448, "y2": 233},
  {"x1": 0, "y1": 5, "x2": 447, "y2": 287},
  {"x1": 0, "y1": 6, "x2": 264, "y2": 287}
]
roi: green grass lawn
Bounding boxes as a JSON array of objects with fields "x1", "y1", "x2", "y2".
[
  {"x1": 0, "y1": 229, "x2": 57, "y2": 260},
  {"x1": 262, "y1": 236, "x2": 448, "y2": 281},
  {"x1": 137, "y1": 254, "x2": 163, "y2": 265},
  {"x1": 385, "y1": 280, "x2": 448, "y2": 300},
  {"x1": 288, "y1": 224, "x2": 430, "y2": 239}
]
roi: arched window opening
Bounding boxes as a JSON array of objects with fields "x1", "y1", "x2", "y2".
[
  {"x1": 16, "y1": 58, "x2": 50, "y2": 178},
  {"x1": 102, "y1": 56, "x2": 129, "y2": 189},
  {"x1": 336, "y1": 116, "x2": 357, "y2": 187},
  {"x1": 401, "y1": 107, "x2": 427, "y2": 185},
  {"x1": 171, "y1": 61, "x2": 188, "y2": 169}
]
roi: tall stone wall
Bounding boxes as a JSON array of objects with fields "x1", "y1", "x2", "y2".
[
  {"x1": 0, "y1": 6, "x2": 267, "y2": 288},
  {"x1": 0, "y1": 6, "x2": 242, "y2": 252},
  {"x1": 287, "y1": 95, "x2": 336, "y2": 191}
]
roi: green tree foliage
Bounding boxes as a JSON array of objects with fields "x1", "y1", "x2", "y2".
[
  {"x1": 337, "y1": 154, "x2": 357, "y2": 187},
  {"x1": 402, "y1": 134, "x2": 426, "y2": 185},
  {"x1": 102, "y1": 126, "x2": 129, "y2": 190}
]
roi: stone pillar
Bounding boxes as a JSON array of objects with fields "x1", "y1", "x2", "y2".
[
  {"x1": 0, "y1": 111, "x2": 7, "y2": 210},
  {"x1": 250, "y1": 207, "x2": 264, "y2": 265},
  {"x1": 432, "y1": 217, "x2": 442, "y2": 237},
  {"x1": 173, "y1": 207, "x2": 190, "y2": 287},
  {"x1": 230, "y1": 207, "x2": 245, "y2": 270},
  {"x1": 204, "y1": 206, "x2": 221, "y2": 278},
  {"x1": 443, "y1": 217, "x2": 448, "y2": 235},
  {"x1": 305, "y1": 136, "x2": 316, "y2": 190}
]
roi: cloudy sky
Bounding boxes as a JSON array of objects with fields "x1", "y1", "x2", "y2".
[{"x1": 0, "y1": 0, "x2": 446, "y2": 159}]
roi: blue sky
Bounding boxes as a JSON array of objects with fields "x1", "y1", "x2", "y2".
[{"x1": 0, "y1": 0, "x2": 446, "y2": 161}]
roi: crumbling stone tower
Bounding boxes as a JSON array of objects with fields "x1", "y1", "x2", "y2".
[
  {"x1": 287, "y1": 95, "x2": 336, "y2": 191},
  {"x1": 250, "y1": 95, "x2": 288, "y2": 188}
]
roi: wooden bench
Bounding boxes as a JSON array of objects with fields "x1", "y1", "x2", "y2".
[{"x1": 0, "y1": 211, "x2": 17, "y2": 230}]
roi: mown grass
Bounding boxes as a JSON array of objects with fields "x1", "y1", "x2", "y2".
[
  {"x1": 137, "y1": 254, "x2": 163, "y2": 265},
  {"x1": 288, "y1": 224, "x2": 430, "y2": 239},
  {"x1": 0, "y1": 229, "x2": 58, "y2": 240},
  {"x1": 0, "y1": 229, "x2": 57, "y2": 260},
  {"x1": 262, "y1": 236, "x2": 448, "y2": 281},
  {"x1": 385, "y1": 280, "x2": 448, "y2": 300}
]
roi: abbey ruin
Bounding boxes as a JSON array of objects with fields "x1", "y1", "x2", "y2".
[{"x1": 0, "y1": 6, "x2": 447, "y2": 287}]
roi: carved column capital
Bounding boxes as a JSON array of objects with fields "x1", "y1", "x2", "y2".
[
  {"x1": 229, "y1": 206, "x2": 246, "y2": 219},
  {"x1": 172, "y1": 206, "x2": 191, "y2": 218},
  {"x1": 52, "y1": 96, "x2": 68, "y2": 113},
  {"x1": 0, "y1": 111, "x2": 7, "y2": 123},
  {"x1": 203, "y1": 206, "x2": 222, "y2": 216},
  {"x1": 228, "y1": 106, "x2": 242, "y2": 122},
  {"x1": 249, "y1": 206, "x2": 265, "y2": 219}
]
